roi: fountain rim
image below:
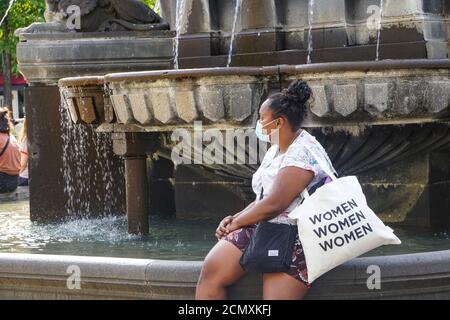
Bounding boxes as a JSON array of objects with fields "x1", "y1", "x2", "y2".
[
  {"x1": 0, "y1": 249, "x2": 450, "y2": 299},
  {"x1": 58, "y1": 59, "x2": 450, "y2": 87}
]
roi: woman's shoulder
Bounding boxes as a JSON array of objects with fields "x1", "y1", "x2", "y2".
[
  {"x1": 284, "y1": 129, "x2": 337, "y2": 175},
  {"x1": 0, "y1": 132, "x2": 8, "y2": 143},
  {"x1": 262, "y1": 144, "x2": 279, "y2": 160}
]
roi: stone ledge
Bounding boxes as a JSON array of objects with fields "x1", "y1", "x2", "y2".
[
  {"x1": 59, "y1": 60, "x2": 450, "y2": 130},
  {"x1": 17, "y1": 32, "x2": 175, "y2": 85},
  {"x1": 0, "y1": 250, "x2": 449, "y2": 300},
  {"x1": 0, "y1": 187, "x2": 29, "y2": 202}
]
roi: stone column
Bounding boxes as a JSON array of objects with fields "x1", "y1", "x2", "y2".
[
  {"x1": 160, "y1": 0, "x2": 213, "y2": 60},
  {"x1": 235, "y1": 0, "x2": 281, "y2": 54},
  {"x1": 348, "y1": 0, "x2": 449, "y2": 59},
  {"x1": 112, "y1": 133, "x2": 160, "y2": 235},
  {"x1": 307, "y1": 0, "x2": 348, "y2": 51},
  {"x1": 125, "y1": 156, "x2": 149, "y2": 235}
]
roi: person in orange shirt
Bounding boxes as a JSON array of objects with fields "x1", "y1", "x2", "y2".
[
  {"x1": 18, "y1": 117, "x2": 29, "y2": 187},
  {"x1": 0, "y1": 108, "x2": 21, "y2": 193}
]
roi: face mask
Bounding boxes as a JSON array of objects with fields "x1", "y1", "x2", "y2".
[{"x1": 255, "y1": 118, "x2": 278, "y2": 143}]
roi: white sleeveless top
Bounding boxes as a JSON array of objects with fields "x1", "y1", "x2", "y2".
[{"x1": 252, "y1": 129, "x2": 338, "y2": 225}]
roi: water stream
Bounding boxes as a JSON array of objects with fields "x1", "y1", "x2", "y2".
[
  {"x1": 226, "y1": 0, "x2": 243, "y2": 68},
  {"x1": 173, "y1": 0, "x2": 187, "y2": 69},
  {"x1": 59, "y1": 94, "x2": 124, "y2": 218},
  {"x1": 307, "y1": 0, "x2": 315, "y2": 64},
  {"x1": 375, "y1": 0, "x2": 384, "y2": 61},
  {"x1": 0, "y1": 0, "x2": 16, "y2": 27}
]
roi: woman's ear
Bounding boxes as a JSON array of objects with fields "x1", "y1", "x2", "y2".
[{"x1": 276, "y1": 117, "x2": 285, "y2": 128}]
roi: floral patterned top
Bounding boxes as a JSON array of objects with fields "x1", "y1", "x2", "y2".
[{"x1": 252, "y1": 129, "x2": 338, "y2": 225}]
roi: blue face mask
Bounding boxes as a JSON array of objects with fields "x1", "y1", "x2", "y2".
[{"x1": 255, "y1": 119, "x2": 278, "y2": 143}]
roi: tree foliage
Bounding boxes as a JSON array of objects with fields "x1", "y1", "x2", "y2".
[
  {"x1": 0, "y1": 0, "x2": 45, "y2": 74},
  {"x1": 1, "y1": 0, "x2": 160, "y2": 75}
]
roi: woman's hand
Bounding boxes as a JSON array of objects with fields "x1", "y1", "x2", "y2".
[
  {"x1": 215, "y1": 215, "x2": 234, "y2": 240},
  {"x1": 224, "y1": 219, "x2": 241, "y2": 235}
]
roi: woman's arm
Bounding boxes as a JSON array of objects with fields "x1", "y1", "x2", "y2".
[
  {"x1": 233, "y1": 200, "x2": 256, "y2": 218},
  {"x1": 215, "y1": 200, "x2": 256, "y2": 239},
  {"x1": 20, "y1": 153, "x2": 28, "y2": 174},
  {"x1": 226, "y1": 167, "x2": 314, "y2": 231}
]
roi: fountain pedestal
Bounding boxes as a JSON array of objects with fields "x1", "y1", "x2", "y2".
[{"x1": 16, "y1": 28, "x2": 174, "y2": 223}]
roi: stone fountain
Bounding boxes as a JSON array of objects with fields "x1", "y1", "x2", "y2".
[{"x1": 4, "y1": 0, "x2": 449, "y2": 299}]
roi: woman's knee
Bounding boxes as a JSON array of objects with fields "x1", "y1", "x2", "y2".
[
  {"x1": 199, "y1": 241, "x2": 245, "y2": 286},
  {"x1": 198, "y1": 254, "x2": 223, "y2": 285}
]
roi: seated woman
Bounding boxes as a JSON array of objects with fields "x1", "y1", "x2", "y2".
[
  {"x1": 0, "y1": 108, "x2": 21, "y2": 193},
  {"x1": 196, "y1": 79, "x2": 338, "y2": 300},
  {"x1": 18, "y1": 117, "x2": 29, "y2": 187}
]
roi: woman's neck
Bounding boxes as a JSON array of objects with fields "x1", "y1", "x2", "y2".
[{"x1": 278, "y1": 129, "x2": 303, "y2": 154}]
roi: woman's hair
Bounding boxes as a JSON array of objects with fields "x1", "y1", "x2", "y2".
[
  {"x1": 267, "y1": 79, "x2": 312, "y2": 131},
  {"x1": 0, "y1": 107, "x2": 13, "y2": 134},
  {"x1": 19, "y1": 116, "x2": 27, "y2": 144}
]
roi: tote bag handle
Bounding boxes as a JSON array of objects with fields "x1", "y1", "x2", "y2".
[{"x1": 301, "y1": 143, "x2": 338, "y2": 199}]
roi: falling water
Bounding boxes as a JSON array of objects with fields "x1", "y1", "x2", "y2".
[
  {"x1": 226, "y1": 0, "x2": 242, "y2": 68},
  {"x1": 375, "y1": 0, "x2": 384, "y2": 61},
  {"x1": 154, "y1": 0, "x2": 161, "y2": 14},
  {"x1": 0, "y1": 0, "x2": 16, "y2": 27},
  {"x1": 59, "y1": 92, "x2": 125, "y2": 219},
  {"x1": 306, "y1": 0, "x2": 315, "y2": 64},
  {"x1": 173, "y1": 0, "x2": 187, "y2": 69}
]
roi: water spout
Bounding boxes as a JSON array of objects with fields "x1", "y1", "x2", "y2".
[
  {"x1": 154, "y1": 0, "x2": 161, "y2": 15},
  {"x1": 307, "y1": 0, "x2": 315, "y2": 64},
  {"x1": 174, "y1": 0, "x2": 187, "y2": 69},
  {"x1": 226, "y1": 0, "x2": 242, "y2": 68},
  {"x1": 0, "y1": 0, "x2": 16, "y2": 27},
  {"x1": 375, "y1": 0, "x2": 384, "y2": 61}
]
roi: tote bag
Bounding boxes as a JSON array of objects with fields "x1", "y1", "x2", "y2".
[{"x1": 288, "y1": 143, "x2": 401, "y2": 283}]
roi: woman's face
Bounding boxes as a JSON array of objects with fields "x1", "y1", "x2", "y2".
[{"x1": 259, "y1": 100, "x2": 279, "y2": 136}]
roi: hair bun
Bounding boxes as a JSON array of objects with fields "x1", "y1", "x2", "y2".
[{"x1": 284, "y1": 79, "x2": 311, "y2": 106}]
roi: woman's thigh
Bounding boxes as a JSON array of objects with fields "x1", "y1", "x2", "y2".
[
  {"x1": 263, "y1": 272, "x2": 309, "y2": 300},
  {"x1": 199, "y1": 239, "x2": 246, "y2": 287},
  {"x1": 0, "y1": 173, "x2": 18, "y2": 193}
]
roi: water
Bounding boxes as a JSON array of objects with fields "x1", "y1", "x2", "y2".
[
  {"x1": 173, "y1": 0, "x2": 187, "y2": 69},
  {"x1": 375, "y1": 0, "x2": 384, "y2": 61},
  {"x1": 59, "y1": 94, "x2": 125, "y2": 218},
  {"x1": 0, "y1": 199, "x2": 216, "y2": 260},
  {"x1": 0, "y1": 0, "x2": 15, "y2": 27},
  {"x1": 226, "y1": 0, "x2": 242, "y2": 68},
  {"x1": 154, "y1": 0, "x2": 161, "y2": 14},
  {"x1": 0, "y1": 199, "x2": 449, "y2": 260},
  {"x1": 306, "y1": 0, "x2": 315, "y2": 64}
]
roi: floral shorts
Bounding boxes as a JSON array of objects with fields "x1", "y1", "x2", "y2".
[{"x1": 223, "y1": 224, "x2": 312, "y2": 289}]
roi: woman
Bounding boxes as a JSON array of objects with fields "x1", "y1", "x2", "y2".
[
  {"x1": 0, "y1": 108, "x2": 21, "y2": 193},
  {"x1": 18, "y1": 117, "x2": 29, "y2": 186},
  {"x1": 195, "y1": 79, "x2": 337, "y2": 300}
]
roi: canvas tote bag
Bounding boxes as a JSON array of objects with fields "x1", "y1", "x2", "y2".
[{"x1": 288, "y1": 143, "x2": 401, "y2": 283}]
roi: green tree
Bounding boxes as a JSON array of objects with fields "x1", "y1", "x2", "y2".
[
  {"x1": 1, "y1": 0, "x2": 45, "y2": 112},
  {"x1": 0, "y1": 0, "x2": 158, "y2": 112},
  {"x1": 142, "y1": 0, "x2": 160, "y2": 14}
]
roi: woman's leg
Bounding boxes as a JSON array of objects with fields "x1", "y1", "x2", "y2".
[
  {"x1": 0, "y1": 173, "x2": 18, "y2": 193},
  {"x1": 196, "y1": 239, "x2": 246, "y2": 300},
  {"x1": 262, "y1": 273, "x2": 309, "y2": 300}
]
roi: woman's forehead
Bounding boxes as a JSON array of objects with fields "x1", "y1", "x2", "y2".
[{"x1": 259, "y1": 99, "x2": 272, "y2": 116}]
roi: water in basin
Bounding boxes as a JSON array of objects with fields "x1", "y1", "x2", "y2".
[{"x1": 0, "y1": 199, "x2": 449, "y2": 260}]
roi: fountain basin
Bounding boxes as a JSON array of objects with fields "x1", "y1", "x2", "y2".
[
  {"x1": 58, "y1": 59, "x2": 450, "y2": 131},
  {"x1": 0, "y1": 250, "x2": 449, "y2": 300},
  {"x1": 1, "y1": 201, "x2": 448, "y2": 300}
]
